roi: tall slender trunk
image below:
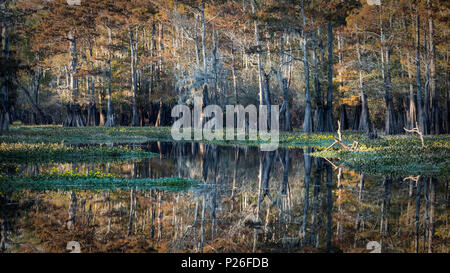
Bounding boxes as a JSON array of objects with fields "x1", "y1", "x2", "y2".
[
  {"x1": 407, "y1": 53, "x2": 417, "y2": 129},
  {"x1": 312, "y1": 29, "x2": 324, "y2": 132},
  {"x1": 357, "y1": 29, "x2": 372, "y2": 133},
  {"x1": 324, "y1": 21, "x2": 335, "y2": 132},
  {"x1": 416, "y1": 14, "x2": 427, "y2": 134},
  {"x1": 301, "y1": 0, "x2": 312, "y2": 133},
  {"x1": 149, "y1": 23, "x2": 156, "y2": 99},
  {"x1": 129, "y1": 27, "x2": 139, "y2": 126},
  {"x1": 98, "y1": 77, "x2": 104, "y2": 126},
  {"x1": 212, "y1": 26, "x2": 218, "y2": 104},
  {"x1": 385, "y1": 48, "x2": 396, "y2": 134},
  {"x1": 428, "y1": 0, "x2": 439, "y2": 134},
  {"x1": 263, "y1": 73, "x2": 272, "y2": 130},
  {"x1": 380, "y1": 11, "x2": 395, "y2": 135},
  {"x1": 0, "y1": 23, "x2": 9, "y2": 131},
  {"x1": 63, "y1": 34, "x2": 85, "y2": 127},
  {"x1": 158, "y1": 22, "x2": 164, "y2": 90},
  {"x1": 338, "y1": 33, "x2": 349, "y2": 130},
  {"x1": 251, "y1": 0, "x2": 264, "y2": 106},
  {"x1": 105, "y1": 26, "x2": 115, "y2": 127},
  {"x1": 87, "y1": 40, "x2": 97, "y2": 126},
  {"x1": 424, "y1": 26, "x2": 430, "y2": 133},
  {"x1": 282, "y1": 78, "x2": 291, "y2": 131},
  {"x1": 201, "y1": 2, "x2": 208, "y2": 89},
  {"x1": 231, "y1": 42, "x2": 238, "y2": 104}
]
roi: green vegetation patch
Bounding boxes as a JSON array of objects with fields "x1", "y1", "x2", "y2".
[
  {"x1": 0, "y1": 169, "x2": 199, "y2": 192},
  {"x1": 311, "y1": 135, "x2": 450, "y2": 178},
  {"x1": 0, "y1": 142, "x2": 158, "y2": 164},
  {"x1": 0, "y1": 125, "x2": 172, "y2": 144}
]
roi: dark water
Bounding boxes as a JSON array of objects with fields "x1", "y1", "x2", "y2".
[{"x1": 0, "y1": 142, "x2": 448, "y2": 253}]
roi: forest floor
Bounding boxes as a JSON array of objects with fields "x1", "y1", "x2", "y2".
[{"x1": 0, "y1": 125, "x2": 449, "y2": 178}]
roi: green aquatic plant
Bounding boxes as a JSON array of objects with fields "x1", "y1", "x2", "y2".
[
  {"x1": 0, "y1": 142, "x2": 158, "y2": 164},
  {"x1": 0, "y1": 170, "x2": 199, "y2": 192},
  {"x1": 311, "y1": 136, "x2": 450, "y2": 178}
]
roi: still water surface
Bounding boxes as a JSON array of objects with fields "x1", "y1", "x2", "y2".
[{"x1": 1, "y1": 142, "x2": 448, "y2": 253}]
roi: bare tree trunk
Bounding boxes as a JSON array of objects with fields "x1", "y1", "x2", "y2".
[
  {"x1": 407, "y1": 53, "x2": 417, "y2": 130},
  {"x1": 98, "y1": 76, "x2": 105, "y2": 126},
  {"x1": 428, "y1": 0, "x2": 439, "y2": 134},
  {"x1": 312, "y1": 29, "x2": 324, "y2": 132},
  {"x1": 264, "y1": 73, "x2": 272, "y2": 130},
  {"x1": 380, "y1": 12, "x2": 395, "y2": 135},
  {"x1": 130, "y1": 27, "x2": 139, "y2": 127},
  {"x1": 212, "y1": 26, "x2": 218, "y2": 104},
  {"x1": 0, "y1": 23, "x2": 10, "y2": 131},
  {"x1": 105, "y1": 27, "x2": 115, "y2": 127},
  {"x1": 282, "y1": 78, "x2": 291, "y2": 131},
  {"x1": 424, "y1": 26, "x2": 431, "y2": 134},
  {"x1": 416, "y1": 14, "x2": 428, "y2": 135},
  {"x1": 201, "y1": 2, "x2": 208, "y2": 89},
  {"x1": 64, "y1": 34, "x2": 86, "y2": 127},
  {"x1": 158, "y1": 22, "x2": 165, "y2": 90},
  {"x1": 251, "y1": 0, "x2": 264, "y2": 106},
  {"x1": 324, "y1": 21, "x2": 335, "y2": 132},
  {"x1": 87, "y1": 40, "x2": 97, "y2": 126},
  {"x1": 337, "y1": 33, "x2": 349, "y2": 130},
  {"x1": 149, "y1": 22, "x2": 156, "y2": 99},
  {"x1": 301, "y1": 0, "x2": 312, "y2": 133},
  {"x1": 356, "y1": 30, "x2": 372, "y2": 133},
  {"x1": 384, "y1": 48, "x2": 396, "y2": 134},
  {"x1": 232, "y1": 42, "x2": 238, "y2": 104}
]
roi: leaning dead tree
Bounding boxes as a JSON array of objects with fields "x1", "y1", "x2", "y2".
[
  {"x1": 325, "y1": 121, "x2": 359, "y2": 152},
  {"x1": 404, "y1": 122, "x2": 425, "y2": 148}
]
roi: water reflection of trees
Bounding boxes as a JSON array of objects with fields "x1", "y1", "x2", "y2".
[{"x1": 1, "y1": 142, "x2": 448, "y2": 253}]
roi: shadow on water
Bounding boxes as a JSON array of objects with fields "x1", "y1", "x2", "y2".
[{"x1": 0, "y1": 141, "x2": 448, "y2": 253}]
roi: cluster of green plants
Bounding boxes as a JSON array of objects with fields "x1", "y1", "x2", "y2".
[
  {"x1": 0, "y1": 125, "x2": 173, "y2": 144},
  {"x1": 2, "y1": 125, "x2": 362, "y2": 147},
  {"x1": 311, "y1": 135, "x2": 450, "y2": 178},
  {"x1": 0, "y1": 168, "x2": 199, "y2": 192},
  {"x1": 0, "y1": 142, "x2": 158, "y2": 164}
]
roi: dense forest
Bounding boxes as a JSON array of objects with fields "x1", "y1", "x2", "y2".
[{"x1": 0, "y1": 0, "x2": 449, "y2": 135}]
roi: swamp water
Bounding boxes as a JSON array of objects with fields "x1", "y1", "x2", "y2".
[{"x1": 0, "y1": 142, "x2": 448, "y2": 253}]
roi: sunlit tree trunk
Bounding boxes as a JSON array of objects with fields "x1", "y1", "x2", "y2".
[
  {"x1": 129, "y1": 27, "x2": 139, "y2": 126},
  {"x1": 251, "y1": 0, "x2": 264, "y2": 106},
  {"x1": 416, "y1": 14, "x2": 428, "y2": 135},
  {"x1": 282, "y1": 78, "x2": 291, "y2": 131}
]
